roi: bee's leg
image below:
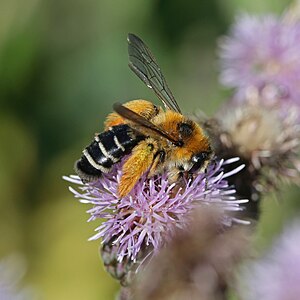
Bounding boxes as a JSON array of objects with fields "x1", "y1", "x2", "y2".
[
  {"x1": 148, "y1": 150, "x2": 165, "y2": 178},
  {"x1": 166, "y1": 166, "x2": 186, "y2": 196},
  {"x1": 118, "y1": 138, "x2": 158, "y2": 197},
  {"x1": 187, "y1": 171, "x2": 194, "y2": 181},
  {"x1": 204, "y1": 167, "x2": 208, "y2": 195}
]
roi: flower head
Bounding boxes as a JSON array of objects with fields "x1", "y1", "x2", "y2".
[
  {"x1": 219, "y1": 13, "x2": 300, "y2": 105},
  {"x1": 195, "y1": 100, "x2": 300, "y2": 219},
  {"x1": 240, "y1": 220, "x2": 300, "y2": 300},
  {"x1": 64, "y1": 158, "x2": 247, "y2": 264}
]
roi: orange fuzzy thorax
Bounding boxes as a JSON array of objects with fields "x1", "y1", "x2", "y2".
[{"x1": 152, "y1": 110, "x2": 211, "y2": 160}]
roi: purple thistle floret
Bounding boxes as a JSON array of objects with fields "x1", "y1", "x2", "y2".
[
  {"x1": 219, "y1": 13, "x2": 300, "y2": 105},
  {"x1": 64, "y1": 158, "x2": 248, "y2": 262}
]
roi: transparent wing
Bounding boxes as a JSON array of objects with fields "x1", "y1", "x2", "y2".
[
  {"x1": 127, "y1": 33, "x2": 182, "y2": 114},
  {"x1": 113, "y1": 103, "x2": 183, "y2": 146}
]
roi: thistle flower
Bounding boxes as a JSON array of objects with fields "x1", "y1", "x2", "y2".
[
  {"x1": 219, "y1": 13, "x2": 300, "y2": 105},
  {"x1": 130, "y1": 208, "x2": 251, "y2": 300},
  {"x1": 64, "y1": 158, "x2": 247, "y2": 266},
  {"x1": 196, "y1": 100, "x2": 300, "y2": 219},
  {"x1": 240, "y1": 220, "x2": 300, "y2": 300}
]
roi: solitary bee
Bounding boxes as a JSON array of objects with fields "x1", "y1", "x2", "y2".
[{"x1": 75, "y1": 33, "x2": 213, "y2": 197}]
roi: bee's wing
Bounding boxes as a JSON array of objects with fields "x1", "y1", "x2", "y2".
[
  {"x1": 113, "y1": 103, "x2": 183, "y2": 147},
  {"x1": 127, "y1": 33, "x2": 182, "y2": 114}
]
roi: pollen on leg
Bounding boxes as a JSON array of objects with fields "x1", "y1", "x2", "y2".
[{"x1": 118, "y1": 139, "x2": 157, "y2": 197}]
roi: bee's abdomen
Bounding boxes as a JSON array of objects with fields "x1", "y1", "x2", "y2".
[{"x1": 75, "y1": 124, "x2": 144, "y2": 182}]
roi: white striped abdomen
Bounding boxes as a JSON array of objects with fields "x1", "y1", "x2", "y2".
[{"x1": 75, "y1": 124, "x2": 145, "y2": 182}]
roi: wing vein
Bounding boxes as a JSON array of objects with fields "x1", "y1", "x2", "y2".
[{"x1": 127, "y1": 33, "x2": 182, "y2": 113}]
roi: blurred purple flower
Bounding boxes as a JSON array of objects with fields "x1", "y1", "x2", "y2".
[
  {"x1": 241, "y1": 220, "x2": 300, "y2": 300},
  {"x1": 219, "y1": 13, "x2": 300, "y2": 105},
  {"x1": 64, "y1": 158, "x2": 248, "y2": 262},
  {"x1": 0, "y1": 255, "x2": 33, "y2": 300}
]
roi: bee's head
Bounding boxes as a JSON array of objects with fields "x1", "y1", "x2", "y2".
[{"x1": 189, "y1": 149, "x2": 213, "y2": 173}]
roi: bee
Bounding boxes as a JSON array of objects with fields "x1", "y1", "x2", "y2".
[{"x1": 75, "y1": 33, "x2": 213, "y2": 197}]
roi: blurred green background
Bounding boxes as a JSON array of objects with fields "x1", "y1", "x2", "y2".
[{"x1": 0, "y1": 0, "x2": 298, "y2": 299}]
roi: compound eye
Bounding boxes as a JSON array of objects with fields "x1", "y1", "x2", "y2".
[
  {"x1": 178, "y1": 122, "x2": 193, "y2": 138},
  {"x1": 189, "y1": 152, "x2": 210, "y2": 173}
]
